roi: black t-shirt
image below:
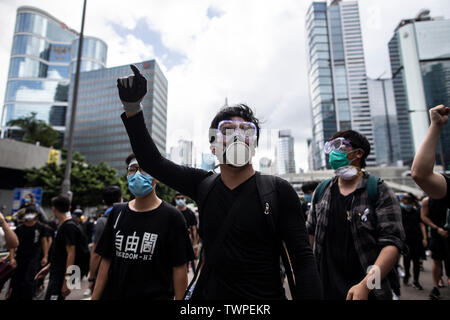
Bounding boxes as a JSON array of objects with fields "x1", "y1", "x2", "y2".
[
  {"x1": 14, "y1": 222, "x2": 47, "y2": 262},
  {"x1": 49, "y1": 220, "x2": 80, "y2": 279},
  {"x1": 320, "y1": 183, "x2": 365, "y2": 300},
  {"x1": 401, "y1": 207, "x2": 423, "y2": 242},
  {"x1": 428, "y1": 196, "x2": 448, "y2": 237},
  {"x1": 443, "y1": 174, "x2": 450, "y2": 208},
  {"x1": 95, "y1": 201, "x2": 194, "y2": 300},
  {"x1": 180, "y1": 207, "x2": 197, "y2": 229}
]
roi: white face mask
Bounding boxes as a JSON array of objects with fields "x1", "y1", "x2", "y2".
[
  {"x1": 24, "y1": 214, "x2": 37, "y2": 221},
  {"x1": 335, "y1": 165, "x2": 360, "y2": 180},
  {"x1": 213, "y1": 135, "x2": 255, "y2": 167}
]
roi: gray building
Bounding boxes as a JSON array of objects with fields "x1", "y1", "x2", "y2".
[
  {"x1": 388, "y1": 10, "x2": 450, "y2": 168},
  {"x1": 66, "y1": 60, "x2": 167, "y2": 174},
  {"x1": 170, "y1": 139, "x2": 193, "y2": 167},
  {"x1": 367, "y1": 78, "x2": 402, "y2": 166},
  {"x1": 277, "y1": 130, "x2": 296, "y2": 174},
  {"x1": 306, "y1": 0, "x2": 376, "y2": 170},
  {"x1": 1, "y1": 6, "x2": 106, "y2": 140}
]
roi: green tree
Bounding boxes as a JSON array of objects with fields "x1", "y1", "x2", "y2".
[
  {"x1": 24, "y1": 150, "x2": 127, "y2": 208},
  {"x1": 7, "y1": 112, "x2": 61, "y2": 148}
]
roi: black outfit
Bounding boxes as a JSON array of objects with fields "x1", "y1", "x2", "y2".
[
  {"x1": 95, "y1": 201, "x2": 194, "y2": 300},
  {"x1": 9, "y1": 222, "x2": 47, "y2": 300},
  {"x1": 180, "y1": 207, "x2": 198, "y2": 271},
  {"x1": 401, "y1": 207, "x2": 424, "y2": 283},
  {"x1": 428, "y1": 196, "x2": 450, "y2": 277},
  {"x1": 121, "y1": 111, "x2": 322, "y2": 300},
  {"x1": 45, "y1": 219, "x2": 81, "y2": 300},
  {"x1": 320, "y1": 183, "x2": 367, "y2": 300}
]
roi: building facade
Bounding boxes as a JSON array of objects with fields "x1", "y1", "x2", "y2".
[
  {"x1": 170, "y1": 139, "x2": 193, "y2": 167},
  {"x1": 367, "y1": 78, "x2": 402, "y2": 166},
  {"x1": 276, "y1": 130, "x2": 296, "y2": 175},
  {"x1": 389, "y1": 10, "x2": 450, "y2": 168},
  {"x1": 306, "y1": 0, "x2": 376, "y2": 170},
  {"x1": 66, "y1": 60, "x2": 167, "y2": 174},
  {"x1": 1, "y1": 6, "x2": 106, "y2": 140},
  {"x1": 201, "y1": 152, "x2": 216, "y2": 171}
]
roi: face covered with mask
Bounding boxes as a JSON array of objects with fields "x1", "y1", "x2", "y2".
[
  {"x1": 210, "y1": 117, "x2": 257, "y2": 168},
  {"x1": 324, "y1": 137, "x2": 363, "y2": 180},
  {"x1": 127, "y1": 158, "x2": 154, "y2": 197}
]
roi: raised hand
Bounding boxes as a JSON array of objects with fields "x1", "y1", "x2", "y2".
[
  {"x1": 429, "y1": 105, "x2": 450, "y2": 128},
  {"x1": 117, "y1": 64, "x2": 148, "y2": 114}
]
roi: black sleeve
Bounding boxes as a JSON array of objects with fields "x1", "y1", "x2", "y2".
[
  {"x1": 277, "y1": 178, "x2": 323, "y2": 300},
  {"x1": 189, "y1": 211, "x2": 198, "y2": 228},
  {"x1": 169, "y1": 211, "x2": 195, "y2": 267},
  {"x1": 95, "y1": 211, "x2": 117, "y2": 260},
  {"x1": 121, "y1": 111, "x2": 210, "y2": 202},
  {"x1": 444, "y1": 174, "x2": 450, "y2": 209}
]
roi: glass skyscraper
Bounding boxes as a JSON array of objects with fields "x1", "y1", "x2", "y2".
[
  {"x1": 389, "y1": 11, "x2": 450, "y2": 168},
  {"x1": 1, "y1": 6, "x2": 107, "y2": 140},
  {"x1": 276, "y1": 130, "x2": 296, "y2": 174},
  {"x1": 67, "y1": 60, "x2": 167, "y2": 174},
  {"x1": 306, "y1": 0, "x2": 375, "y2": 170}
]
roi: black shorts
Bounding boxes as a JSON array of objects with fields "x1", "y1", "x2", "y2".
[{"x1": 429, "y1": 235, "x2": 450, "y2": 261}]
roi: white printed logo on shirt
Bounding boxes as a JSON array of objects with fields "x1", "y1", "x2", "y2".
[{"x1": 114, "y1": 230, "x2": 158, "y2": 261}]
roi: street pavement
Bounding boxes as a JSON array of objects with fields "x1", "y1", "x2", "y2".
[{"x1": 1, "y1": 256, "x2": 449, "y2": 300}]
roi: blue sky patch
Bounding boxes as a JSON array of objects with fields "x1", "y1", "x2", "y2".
[{"x1": 207, "y1": 6, "x2": 224, "y2": 19}]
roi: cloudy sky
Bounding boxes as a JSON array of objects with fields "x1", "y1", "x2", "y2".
[{"x1": 0, "y1": 0, "x2": 449, "y2": 171}]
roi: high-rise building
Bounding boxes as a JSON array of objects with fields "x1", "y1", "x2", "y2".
[
  {"x1": 1, "y1": 6, "x2": 107, "y2": 140},
  {"x1": 367, "y1": 78, "x2": 402, "y2": 166},
  {"x1": 388, "y1": 10, "x2": 450, "y2": 168},
  {"x1": 276, "y1": 130, "x2": 296, "y2": 174},
  {"x1": 306, "y1": 0, "x2": 376, "y2": 170},
  {"x1": 201, "y1": 153, "x2": 216, "y2": 171},
  {"x1": 170, "y1": 139, "x2": 193, "y2": 167},
  {"x1": 66, "y1": 60, "x2": 167, "y2": 174}
]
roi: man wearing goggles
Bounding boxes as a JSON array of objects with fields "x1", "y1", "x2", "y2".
[
  {"x1": 117, "y1": 65, "x2": 322, "y2": 300},
  {"x1": 307, "y1": 130, "x2": 405, "y2": 300}
]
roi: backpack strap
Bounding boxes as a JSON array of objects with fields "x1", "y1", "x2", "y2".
[
  {"x1": 255, "y1": 172, "x2": 297, "y2": 300},
  {"x1": 312, "y1": 178, "x2": 333, "y2": 207},
  {"x1": 112, "y1": 203, "x2": 128, "y2": 231},
  {"x1": 197, "y1": 172, "x2": 220, "y2": 214},
  {"x1": 366, "y1": 174, "x2": 381, "y2": 206}
]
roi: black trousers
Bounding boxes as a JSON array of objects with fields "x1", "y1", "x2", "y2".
[{"x1": 8, "y1": 258, "x2": 40, "y2": 300}]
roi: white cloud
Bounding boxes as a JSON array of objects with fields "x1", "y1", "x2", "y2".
[{"x1": 1, "y1": 0, "x2": 449, "y2": 172}]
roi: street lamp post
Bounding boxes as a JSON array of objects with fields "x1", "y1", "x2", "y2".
[{"x1": 61, "y1": 0, "x2": 87, "y2": 199}]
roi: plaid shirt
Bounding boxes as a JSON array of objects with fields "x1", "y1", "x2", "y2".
[{"x1": 306, "y1": 172, "x2": 405, "y2": 299}]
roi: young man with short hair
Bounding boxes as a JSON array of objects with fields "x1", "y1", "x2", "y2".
[
  {"x1": 91, "y1": 154, "x2": 194, "y2": 300},
  {"x1": 34, "y1": 195, "x2": 83, "y2": 300},
  {"x1": 117, "y1": 65, "x2": 322, "y2": 300},
  {"x1": 307, "y1": 130, "x2": 405, "y2": 300}
]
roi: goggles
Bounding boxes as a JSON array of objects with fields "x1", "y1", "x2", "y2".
[
  {"x1": 324, "y1": 137, "x2": 352, "y2": 154},
  {"x1": 217, "y1": 120, "x2": 257, "y2": 141},
  {"x1": 127, "y1": 159, "x2": 150, "y2": 176}
]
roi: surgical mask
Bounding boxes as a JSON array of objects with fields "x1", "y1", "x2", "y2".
[
  {"x1": 24, "y1": 198, "x2": 31, "y2": 204},
  {"x1": 400, "y1": 203, "x2": 413, "y2": 211},
  {"x1": 175, "y1": 199, "x2": 186, "y2": 207},
  {"x1": 329, "y1": 151, "x2": 350, "y2": 170},
  {"x1": 304, "y1": 194, "x2": 312, "y2": 203},
  {"x1": 128, "y1": 171, "x2": 154, "y2": 197},
  {"x1": 335, "y1": 166, "x2": 360, "y2": 180}
]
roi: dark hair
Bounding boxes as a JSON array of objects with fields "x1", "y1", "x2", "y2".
[
  {"x1": 209, "y1": 104, "x2": 261, "y2": 146},
  {"x1": 301, "y1": 181, "x2": 320, "y2": 194},
  {"x1": 51, "y1": 194, "x2": 71, "y2": 213},
  {"x1": 24, "y1": 207, "x2": 38, "y2": 215},
  {"x1": 329, "y1": 130, "x2": 371, "y2": 168},
  {"x1": 26, "y1": 193, "x2": 35, "y2": 201},
  {"x1": 103, "y1": 186, "x2": 122, "y2": 206},
  {"x1": 126, "y1": 153, "x2": 136, "y2": 166}
]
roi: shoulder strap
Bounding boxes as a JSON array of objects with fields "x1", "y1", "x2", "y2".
[
  {"x1": 366, "y1": 175, "x2": 380, "y2": 206},
  {"x1": 255, "y1": 172, "x2": 297, "y2": 300},
  {"x1": 312, "y1": 178, "x2": 333, "y2": 206},
  {"x1": 197, "y1": 172, "x2": 220, "y2": 213},
  {"x1": 112, "y1": 203, "x2": 128, "y2": 231}
]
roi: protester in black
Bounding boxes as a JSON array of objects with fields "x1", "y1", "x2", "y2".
[
  {"x1": 8, "y1": 208, "x2": 49, "y2": 300},
  {"x1": 400, "y1": 195, "x2": 427, "y2": 290},
  {"x1": 117, "y1": 65, "x2": 322, "y2": 300},
  {"x1": 35, "y1": 195, "x2": 83, "y2": 300},
  {"x1": 421, "y1": 196, "x2": 450, "y2": 299},
  {"x1": 301, "y1": 181, "x2": 319, "y2": 220},
  {"x1": 91, "y1": 155, "x2": 194, "y2": 300},
  {"x1": 174, "y1": 192, "x2": 199, "y2": 272},
  {"x1": 87, "y1": 186, "x2": 122, "y2": 295}
]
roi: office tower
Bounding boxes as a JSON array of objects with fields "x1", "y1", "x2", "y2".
[
  {"x1": 201, "y1": 153, "x2": 216, "y2": 171},
  {"x1": 306, "y1": 0, "x2": 376, "y2": 170},
  {"x1": 1, "y1": 6, "x2": 106, "y2": 139},
  {"x1": 367, "y1": 78, "x2": 402, "y2": 166},
  {"x1": 170, "y1": 139, "x2": 193, "y2": 167},
  {"x1": 389, "y1": 10, "x2": 450, "y2": 168},
  {"x1": 66, "y1": 60, "x2": 167, "y2": 174},
  {"x1": 277, "y1": 130, "x2": 296, "y2": 174}
]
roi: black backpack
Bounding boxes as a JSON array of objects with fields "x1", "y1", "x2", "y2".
[
  {"x1": 185, "y1": 171, "x2": 297, "y2": 299},
  {"x1": 66, "y1": 220, "x2": 91, "y2": 278}
]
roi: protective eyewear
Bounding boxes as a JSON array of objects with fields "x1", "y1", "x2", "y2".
[
  {"x1": 324, "y1": 137, "x2": 352, "y2": 154},
  {"x1": 217, "y1": 120, "x2": 257, "y2": 139},
  {"x1": 127, "y1": 164, "x2": 150, "y2": 176}
]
